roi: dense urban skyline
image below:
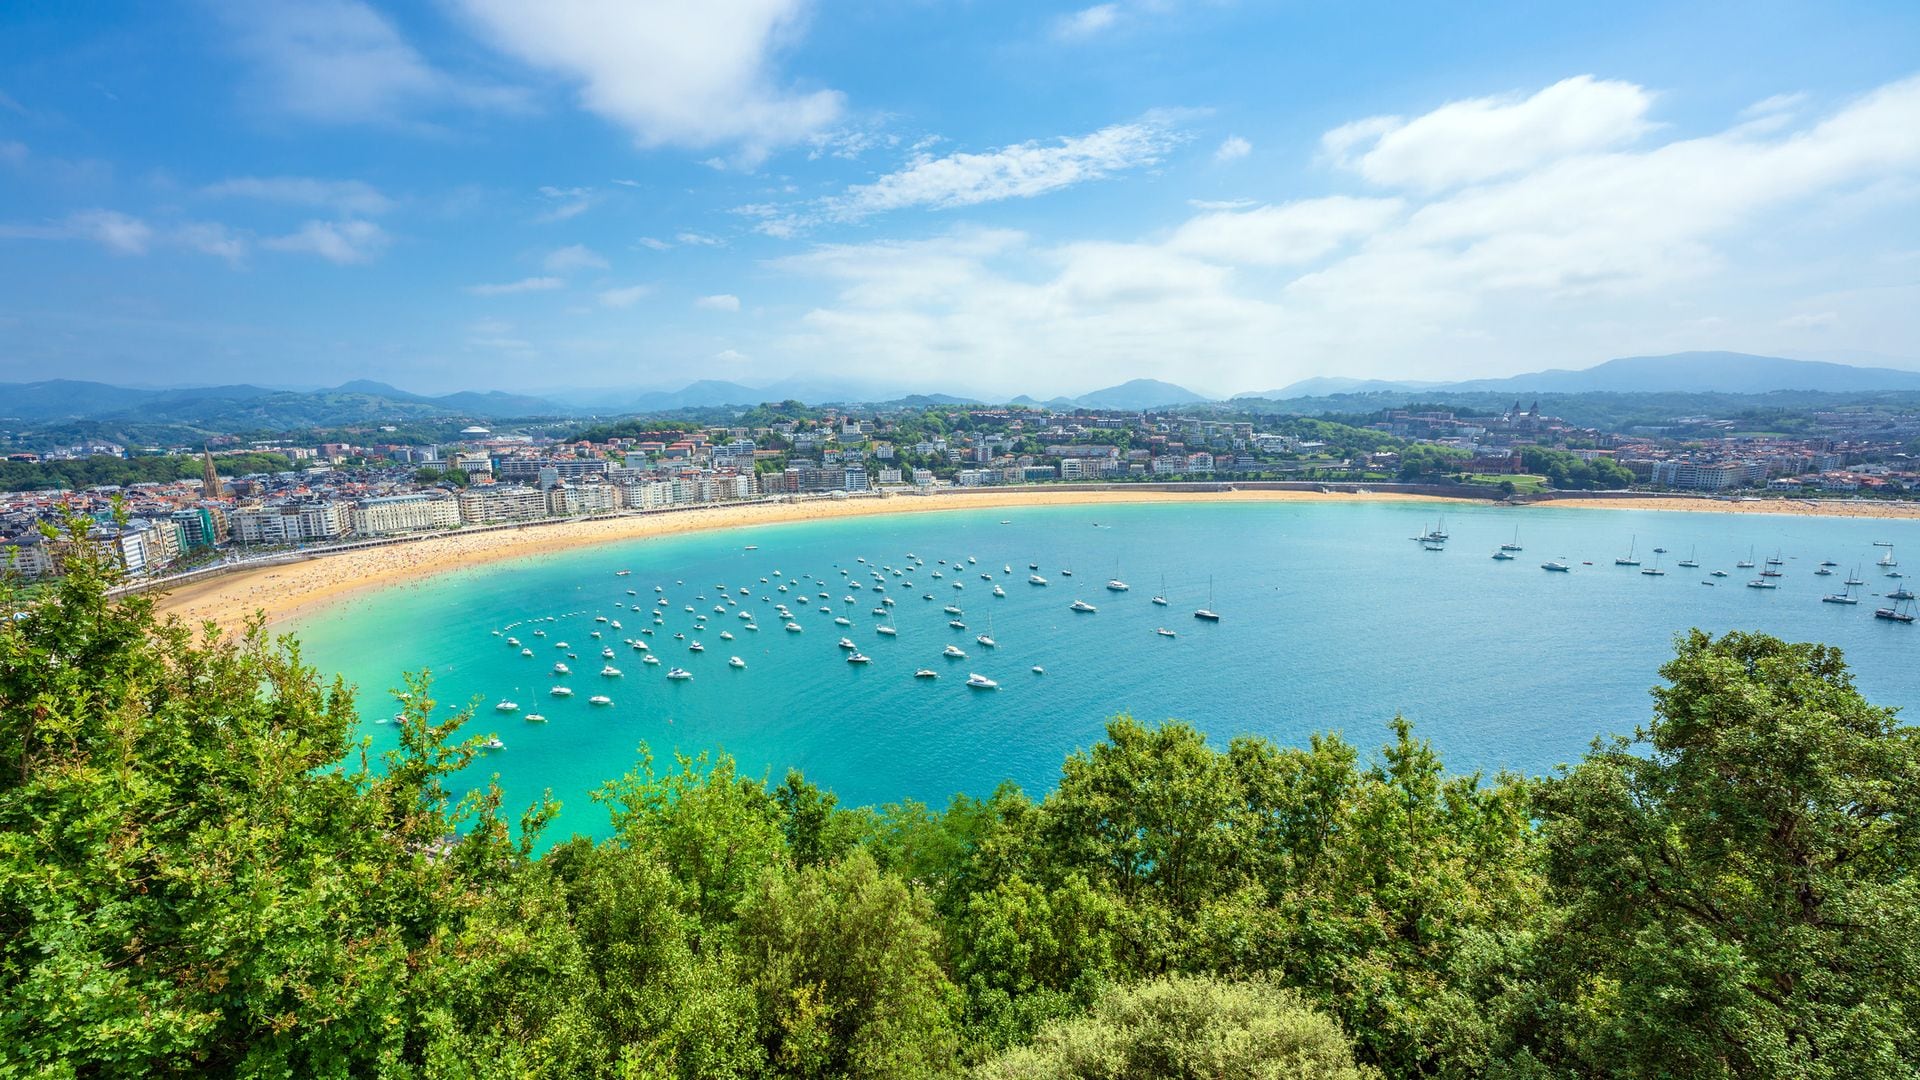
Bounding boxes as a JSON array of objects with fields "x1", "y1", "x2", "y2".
[{"x1": 3, "y1": 1, "x2": 1919, "y2": 396}]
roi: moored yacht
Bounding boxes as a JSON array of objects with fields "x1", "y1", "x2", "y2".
[
  {"x1": 966, "y1": 673, "x2": 999, "y2": 689},
  {"x1": 1615, "y1": 536, "x2": 1640, "y2": 567},
  {"x1": 1070, "y1": 600, "x2": 1097, "y2": 613},
  {"x1": 943, "y1": 644, "x2": 967, "y2": 659}
]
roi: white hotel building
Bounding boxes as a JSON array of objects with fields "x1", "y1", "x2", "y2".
[{"x1": 350, "y1": 493, "x2": 462, "y2": 537}]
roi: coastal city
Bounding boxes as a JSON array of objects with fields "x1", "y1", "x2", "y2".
[
  {"x1": 3, "y1": 394, "x2": 1915, "y2": 582},
  {"x1": 9, "y1": 2, "x2": 1920, "y2": 1075}
]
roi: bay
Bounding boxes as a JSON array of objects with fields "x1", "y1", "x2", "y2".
[{"x1": 296, "y1": 500, "x2": 1920, "y2": 839}]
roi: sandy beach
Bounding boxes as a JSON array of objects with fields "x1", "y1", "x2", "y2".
[
  {"x1": 150, "y1": 488, "x2": 1446, "y2": 633},
  {"x1": 148, "y1": 487, "x2": 1920, "y2": 634}
]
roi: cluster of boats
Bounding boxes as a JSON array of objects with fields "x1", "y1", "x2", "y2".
[
  {"x1": 471, "y1": 546, "x2": 1228, "y2": 722},
  {"x1": 1434, "y1": 525, "x2": 1917, "y2": 622}
]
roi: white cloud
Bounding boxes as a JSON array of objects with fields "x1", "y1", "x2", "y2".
[
  {"x1": 68, "y1": 210, "x2": 154, "y2": 255},
  {"x1": 696, "y1": 293, "x2": 742, "y2": 311},
  {"x1": 450, "y1": 0, "x2": 843, "y2": 161},
  {"x1": 714, "y1": 348, "x2": 749, "y2": 364},
  {"x1": 762, "y1": 75, "x2": 1920, "y2": 393},
  {"x1": 829, "y1": 118, "x2": 1182, "y2": 220},
  {"x1": 676, "y1": 231, "x2": 724, "y2": 246},
  {"x1": 1169, "y1": 196, "x2": 1403, "y2": 266},
  {"x1": 597, "y1": 283, "x2": 652, "y2": 308},
  {"x1": 543, "y1": 243, "x2": 608, "y2": 272},
  {"x1": 466, "y1": 275, "x2": 564, "y2": 295},
  {"x1": 201, "y1": 175, "x2": 393, "y2": 215},
  {"x1": 1323, "y1": 75, "x2": 1655, "y2": 190},
  {"x1": 1187, "y1": 198, "x2": 1256, "y2": 211},
  {"x1": 535, "y1": 186, "x2": 597, "y2": 223},
  {"x1": 1781, "y1": 311, "x2": 1838, "y2": 329},
  {"x1": 635, "y1": 236, "x2": 672, "y2": 251},
  {"x1": 1213, "y1": 135, "x2": 1252, "y2": 163},
  {"x1": 263, "y1": 218, "x2": 389, "y2": 263},
  {"x1": 1054, "y1": 4, "x2": 1120, "y2": 40},
  {"x1": 1743, "y1": 92, "x2": 1808, "y2": 119},
  {"x1": 173, "y1": 222, "x2": 250, "y2": 264},
  {"x1": 0, "y1": 210, "x2": 254, "y2": 262},
  {"x1": 212, "y1": 0, "x2": 525, "y2": 125}
]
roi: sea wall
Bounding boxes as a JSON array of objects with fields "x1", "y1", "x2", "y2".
[{"x1": 935, "y1": 480, "x2": 1513, "y2": 500}]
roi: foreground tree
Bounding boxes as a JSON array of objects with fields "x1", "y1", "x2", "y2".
[
  {"x1": 0, "y1": 516, "x2": 518, "y2": 1074},
  {"x1": 1528, "y1": 630, "x2": 1920, "y2": 1077},
  {"x1": 974, "y1": 974, "x2": 1374, "y2": 1079}
]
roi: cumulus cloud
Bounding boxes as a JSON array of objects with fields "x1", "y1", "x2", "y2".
[
  {"x1": 762, "y1": 75, "x2": 1920, "y2": 393},
  {"x1": 827, "y1": 118, "x2": 1182, "y2": 221},
  {"x1": 202, "y1": 175, "x2": 393, "y2": 215},
  {"x1": 1054, "y1": 4, "x2": 1120, "y2": 40},
  {"x1": 1169, "y1": 196, "x2": 1403, "y2": 266},
  {"x1": 212, "y1": 0, "x2": 526, "y2": 125},
  {"x1": 1323, "y1": 75, "x2": 1655, "y2": 190},
  {"x1": 696, "y1": 293, "x2": 742, "y2": 311},
  {"x1": 597, "y1": 283, "x2": 652, "y2": 307},
  {"x1": 543, "y1": 243, "x2": 608, "y2": 272},
  {"x1": 466, "y1": 275, "x2": 564, "y2": 295},
  {"x1": 450, "y1": 0, "x2": 842, "y2": 161},
  {"x1": 1213, "y1": 135, "x2": 1252, "y2": 163},
  {"x1": 263, "y1": 218, "x2": 390, "y2": 263}
]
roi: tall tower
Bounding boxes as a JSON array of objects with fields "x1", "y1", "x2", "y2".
[{"x1": 201, "y1": 450, "x2": 221, "y2": 498}]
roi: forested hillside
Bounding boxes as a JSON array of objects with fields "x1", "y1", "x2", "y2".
[{"x1": 2, "y1": 521, "x2": 1914, "y2": 1077}]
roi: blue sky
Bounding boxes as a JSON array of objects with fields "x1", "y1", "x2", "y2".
[{"x1": 3, "y1": 1, "x2": 1919, "y2": 398}]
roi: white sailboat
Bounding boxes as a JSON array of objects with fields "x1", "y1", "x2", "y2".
[
  {"x1": 1193, "y1": 577, "x2": 1220, "y2": 622},
  {"x1": 1614, "y1": 536, "x2": 1640, "y2": 567}
]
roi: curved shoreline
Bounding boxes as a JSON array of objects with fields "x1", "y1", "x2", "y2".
[
  {"x1": 149, "y1": 488, "x2": 1446, "y2": 633},
  {"x1": 148, "y1": 486, "x2": 1920, "y2": 634}
]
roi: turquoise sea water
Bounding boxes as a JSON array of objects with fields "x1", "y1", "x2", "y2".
[{"x1": 298, "y1": 501, "x2": 1920, "y2": 839}]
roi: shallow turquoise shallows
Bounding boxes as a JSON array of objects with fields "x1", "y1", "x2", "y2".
[{"x1": 296, "y1": 500, "x2": 1919, "y2": 839}]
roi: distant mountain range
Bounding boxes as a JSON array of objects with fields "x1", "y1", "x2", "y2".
[
  {"x1": 6, "y1": 353, "x2": 1919, "y2": 431},
  {"x1": 1240, "y1": 352, "x2": 1920, "y2": 399}
]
